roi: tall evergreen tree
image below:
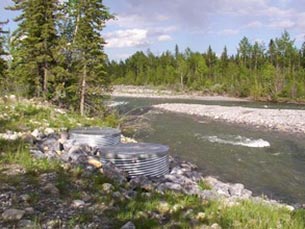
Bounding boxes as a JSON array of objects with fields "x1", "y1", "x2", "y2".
[
  {"x1": 0, "y1": 20, "x2": 8, "y2": 82},
  {"x1": 65, "y1": 0, "x2": 113, "y2": 115},
  {"x1": 8, "y1": 0, "x2": 60, "y2": 98},
  {"x1": 238, "y1": 36, "x2": 252, "y2": 67}
]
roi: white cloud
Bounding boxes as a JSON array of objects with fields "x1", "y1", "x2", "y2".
[
  {"x1": 157, "y1": 35, "x2": 172, "y2": 42},
  {"x1": 105, "y1": 29, "x2": 149, "y2": 48},
  {"x1": 245, "y1": 21, "x2": 263, "y2": 29},
  {"x1": 218, "y1": 29, "x2": 240, "y2": 36},
  {"x1": 107, "y1": 14, "x2": 147, "y2": 28},
  {"x1": 269, "y1": 20, "x2": 295, "y2": 29}
]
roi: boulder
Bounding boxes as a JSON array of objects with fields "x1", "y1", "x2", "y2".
[
  {"x1": 44, "y1": 128, "x2": 55, "y2": 136},
  {"x1": 228, "y1": 183, "x2": 244, "y2": 197},
  {"x1": 71, "y1": 200, "x2": 85, "y2": 208},
  {"x1": 2, "y1": 208, "x2": 25, "y2": 221},
  {"x1": 31, "y1": 129, "x2": 44, "y2": 140},
  {"x1": 42, "y1": 183, "x2": 59, "y2": 196},
  {"x1": 121, "y1": 221, "x2": 136, "y2": 229},
  {"x1": 101, "y1": 162, "x2": 127, "y2": 185},
  {"x1": 18, "y1": 219, "x2": 35, "y2": 228}
]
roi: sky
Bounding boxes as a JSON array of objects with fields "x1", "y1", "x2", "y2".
[{"x1": 1, "y1": 0, "x2": 305, "y2": 60}]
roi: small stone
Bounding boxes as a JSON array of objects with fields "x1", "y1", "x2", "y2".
[
  {"x1": 183, "y1": 209, "x2": 194, "y2": 219},
  {"x1": 135, "y1": 211, "x2": 148, "y2": 219},
  {"x1": 42, "y1": 183, "x2": 59, "y2": 196},
  {"x1": 18, "y1": 219, "x2": 35, "y2": 228},
  {"x1": 102, "y1": 162, "x2": 127, "y2": 184},
  {"x1": 9, "y1": 94, "x2": 17, "y2": 101},
  {"x1": 102, "y1": 183, "x2": 114, "y2": 194},
  {"x1": 120, "y1": 221, "x2": 136, "y2": 229},
  {"x1": 22, "y1": 133, "x2": 34, "y2": 144},
  {"x1": 210, "y1": 223, "x2": 222, "y2": 229},
  {"x1": 72, "y1": 200, "x2": 85, "y2": 208},
  {"x1": 45, "y1": 219, "x2": 62, "y2": 229},
  {"x1": 64, "y1": 146, "x2": 87, "y2": 162},
  {"x1": 123, "y1": 190, "x2": 137, "y2": 199},
  {"x1": 229, "y1": 183, "x2": 244, "y2": 197},
  {"x1": 128, "y1": 176, "x2": 153, "y2": 191},
  {"x1": 170, "y1": 204, "x2": 184, "y2": 213},
  {"x1": 25, "y1": 207, "x2": 35, "y2": 214},
  {"x1": 196, "y1": 212, "x2": 206, "y2": 221},
  {"x1": 87, "y1": 157, "x2": 102, "y2": 168},
  {"x1": 2, "y1": 208, "x2": 25, "y2": 221},
  {"x1": 20, "y1": 194, "x2": 31, "y2": 202},
  {"x1": 158, "y1": 182, "x2": 183, "y2": 192},
  {"x1": 112, "y1": 191, "x2": 124, "y2": 201},
  {"x1": 44, "y1": 128, "x2": 55, "y2": 135},
  {"x1": 285, "y1": 205, "x2": 295, "y2": 211},
  {"x1": 157, "y1": 201, "x2": 170, "y2": 214},
  {"x1": 31, "y1": 129, "x2": 43, "y2": 139},
  {"x1": 241, "y1": 189, "x2": 252, "y2": 198},
  {"x1": 30, "y1": 149, "x2": 46, "y2": 158}
]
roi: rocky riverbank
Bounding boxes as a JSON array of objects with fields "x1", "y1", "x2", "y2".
[
  {"x1": 1, "y1": 98, "x2": 304, "y2": 228},
  {"x1": 154, "y1": 103, "x2": 305, "y2": 135},
  {"x1": 111, "y1": 85, "x2": 248, "y2": 102},
  {"x1": 1, "y1": 128, "x2": 299, "y2": 228}
]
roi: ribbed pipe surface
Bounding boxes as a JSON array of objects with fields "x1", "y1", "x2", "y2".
[
  {"x1": 69, "y1": 127, "x2": 121, "y2": 147},
  {"x1": 99, "y1": 143, "x2": 169, "y2": 178}
]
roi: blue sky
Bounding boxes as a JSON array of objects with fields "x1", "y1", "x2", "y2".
[{"x1": 2, "y1": 0, "x2": 305, "y2": 60}]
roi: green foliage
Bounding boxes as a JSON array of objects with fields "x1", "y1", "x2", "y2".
[
  {"x1": 109, "y1": 189, "x2": 305, "y2": 228},
  {"x1": 8, "y1": 0, "x2": 61, "y2": 98},
  {"x1": 0, "y1": 139, "x2": 61, "y2": 173},
  {"x1": 198, "y1": 179, "x2": 212, "y2": 190},
  {"x1": 56, "y1": 0, "x2": 114, "y2": 115},
  {"x1": 108, "y1": 31, "x2": 305, "y2": 101},
  {"x1": 5, "y1": 0, "x2": 113, "y2": 116},
  {"x1": 0, "y1": 20, "x2": 9, "y2": 93},
  {"x1": 0, "y1": 99, "x2": 119, "y2": 133},
  {"x1": 214, "y1": 200, "x2": 305, "y2": 229}
]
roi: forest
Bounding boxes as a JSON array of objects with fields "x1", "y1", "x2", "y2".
[
  {"x1": 0, "y1": 0, "x2": 112, "y2": 116},
  {"x1": 107, "y1": 31, "x2": 305, "y2": 101},
  {"x1": 1, "y1": 0, "x2": 305, "y2": 119}
]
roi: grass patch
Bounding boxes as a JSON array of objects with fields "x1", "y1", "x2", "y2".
[
  {"x1": 0, "y1": 100, "x2": 119, "y2": 132},
  {"x1": 109, "y1": 190, "x2": 305, "y2": 228},
  {"x1": 0, "y1": 139, "x2": 61, "y2": 173},
  {"x1": 205, "y1": 200, "x2": 305, "y2": 229},
  {"x1": 198, "y1": 179, "x2": 212, "y2": 190}
]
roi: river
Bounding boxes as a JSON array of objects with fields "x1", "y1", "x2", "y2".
[{"x1": 110, "y1": 96, "x2": 305, "y2": 205}]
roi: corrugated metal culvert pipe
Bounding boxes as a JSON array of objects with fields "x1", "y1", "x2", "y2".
[
  {"x1": 69, "y1": 127, "x2": 121, "y2": 147},
  {"x1": 99, "y1": 143, "x2": 169, "y2": 178}
]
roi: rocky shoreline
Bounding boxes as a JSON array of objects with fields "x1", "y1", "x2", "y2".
[
  {"x1": 154, "y1": 103, "x2": 305, "y2": 135},
  {"x1": 0, "y1": 128, "x2": 298, "y2": 228},
  {"x1": 111, "y1": 85, "x2": 248, "y2": 102}
]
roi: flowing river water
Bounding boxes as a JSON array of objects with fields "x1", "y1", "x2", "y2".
[{"x1": 110, "y1": 97, "x2": 305, "y2": 205}]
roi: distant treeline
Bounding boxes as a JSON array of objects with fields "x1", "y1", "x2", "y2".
[{"x1": 107, "y1": 31, "x2": 305, "y2": 101}]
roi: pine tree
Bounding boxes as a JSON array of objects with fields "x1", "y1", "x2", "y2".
[
  {"x1": 0, "y1": 21, "x2": 8, "y2": 73},
  {"x1": 0, "y1": 20, "x2": 9, "y2": 93},
  {"x1": 8, "y1": 0, "x2": 60, "y2": 98},
  {"x1": 65, "y1": 0, "x2": 113, "y2": 115},
  {"x1": 238, "y1": 37, "x2": 252, "y2": 67}
]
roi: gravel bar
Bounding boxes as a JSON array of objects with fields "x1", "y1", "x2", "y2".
[{"x1": 154, "y1": 103, "x2": 305, "y2": 134}]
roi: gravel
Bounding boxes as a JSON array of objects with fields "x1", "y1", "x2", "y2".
[{"x1": 154, "y1": 103, "x2": 305, "y2": 134}]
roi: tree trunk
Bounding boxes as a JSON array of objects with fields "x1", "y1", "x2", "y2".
[
  {"x1": 80, "y1": 64, "x2": 87, "y2": 116},
  {"x1": 180, "y1": 72, "x2": 184, "y2": 90},
  {"x1": 73, "y1": 9, "x2": 81, "y2": 44},
  {"x1": 43, "y1": 64, "x2": 48, "y2": 99}
]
